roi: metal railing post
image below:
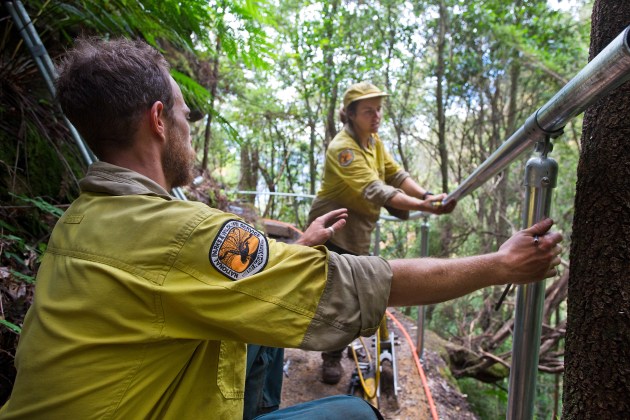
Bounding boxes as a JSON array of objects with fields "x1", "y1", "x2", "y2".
[
  {"x1": 507, "y1": 139, "x2": 558, "y2": 419},
  {"x1": 373, "y1": 220, "x2": 381, "y2": 256},
  {"x1": 416, "y1": 216, "x2": 430, "y2": 360}
]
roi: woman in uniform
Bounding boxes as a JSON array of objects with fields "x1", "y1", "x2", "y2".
[{"x1": 307, "y1": 82, "x2": 456, "y2": 384}]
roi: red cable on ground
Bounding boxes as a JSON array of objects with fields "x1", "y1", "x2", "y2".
[{"x1": 386, "y1": 309, "x2": 440, "y2": 420}]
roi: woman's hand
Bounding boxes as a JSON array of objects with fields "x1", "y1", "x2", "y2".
[{"x1": 420, "y1": 193, "x2": 457, "y2": 215}]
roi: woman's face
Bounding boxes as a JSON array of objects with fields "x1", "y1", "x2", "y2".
[{"x1": 350, "y1": 97, "x2": 383, "y2": 135}]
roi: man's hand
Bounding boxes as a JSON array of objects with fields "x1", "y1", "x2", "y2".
[
  {"x1": 497, "y1": 218, "x2": 563, "y2": 285},
  {"x1": 296, "y1": 208, "x2": 348, "y2": 247}
]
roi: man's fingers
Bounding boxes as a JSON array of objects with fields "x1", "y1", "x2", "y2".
[
  {"x1": 318, "y1": 208, "x2": 348, "y2": 224},
  {"x1": 331, "y1": 219, "x2": 346, "y2": 232},
  {"x1": 537, "y1": 233, "x2": 563, "y2": 251},
  {"x1": 524, "y1": 218, "x2": 554, "y2": 236}
]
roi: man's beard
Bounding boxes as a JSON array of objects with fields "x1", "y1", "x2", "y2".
[{"x1": 163, "y1": 127, "x2": 195, "y2": 189}]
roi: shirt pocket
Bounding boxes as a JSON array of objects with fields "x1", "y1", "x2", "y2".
[{"x1": 217, "y1": 340, "x2": 246, "y2": 399}]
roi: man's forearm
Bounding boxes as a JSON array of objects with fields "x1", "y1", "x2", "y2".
[
  {"x1": 387, "y1": 219, "x2": 563, "y2": 306},
  {"x1": 387, "y1": 254, "x2": 506, "y2": 306}
]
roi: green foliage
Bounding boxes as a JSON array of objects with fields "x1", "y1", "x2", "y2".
[
  {"x1": 459, "y1": 371, "x2": 563, "y2": 419},
  {"x1": 459, "y1": 377, "x2": 509, "y2": 420},
  {"x1": 171, "y1": 69, "x2": 214, "y2": 111},
  {"x1": 7, "y1": 269, "x2": 35, "y2": 285},
  {"x1": 10, "y1": 194, "x2": 64, "y2": 218},
  {"x1": 0, "y1": 319, "x2": 21, "y2": 334}
]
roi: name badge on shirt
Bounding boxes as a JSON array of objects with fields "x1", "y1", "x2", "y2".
[{"x1": 209, "y1": 220, "x2": 269, "y2": 281}]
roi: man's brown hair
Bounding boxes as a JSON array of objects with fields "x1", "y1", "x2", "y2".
[{"x1": 55, "y1": 37, "x2": 174, "y2": 158}]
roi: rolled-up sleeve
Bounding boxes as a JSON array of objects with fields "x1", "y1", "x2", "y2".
[
  {"x1": 363, "y1": 180, "x2": 401, "y2": 208},
  {"x1": 386, "y1": 169, "x2": 410, "y2": 188},
  {"x1": 300, "y1": 253, "x2": 392, "y2": 351}
]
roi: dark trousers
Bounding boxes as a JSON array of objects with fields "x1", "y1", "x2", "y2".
[{"x1": 244, "y1": 345, "x2": 285, "y2": 420}]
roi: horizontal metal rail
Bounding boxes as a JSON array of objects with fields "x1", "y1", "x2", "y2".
[
  {"x1": 445, "y1": 25, "x2": 630, "y2": 204},
  {"x1": 235, "y1": 190, "x2": 315, "y2": 199},
  {"x1": 234, "y1": 191, "x2": 431, "y2": 221}
]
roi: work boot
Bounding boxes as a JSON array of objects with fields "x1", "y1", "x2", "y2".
[{"x1": 321, "y1": 350, "x2": 343, "y2": 384}]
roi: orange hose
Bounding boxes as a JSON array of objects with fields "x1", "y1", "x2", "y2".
[{"x1": 386, "y1": 309, "x2": 439, "y2": 420}]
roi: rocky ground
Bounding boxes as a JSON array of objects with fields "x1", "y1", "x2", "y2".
[{"x1": 279, "y1": 309, "x2": 478, "y2": 419}]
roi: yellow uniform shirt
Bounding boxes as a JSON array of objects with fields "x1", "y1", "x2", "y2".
[
  {"x1": 0, "y1": 162, "x2": 392, "y2": 419},
  {"x1": 308, "y1": 127, "x2": 409, "y2": 255}
]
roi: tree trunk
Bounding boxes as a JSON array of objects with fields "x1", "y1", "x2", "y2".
[
  {"x1": 238, "y1": 144, "x2": 259, "y2": 204},
  {"x1": 202, "y1": 37, "x2": 221, "y2": 173},
  {"x1": 435, "y1": 0, "x2": 455, "y2": 257},
  {"x1": 308, "y1": 119, "x2": 317, "y2": 195},
  {"x1": 562, "y1": 3, "x2": 630, "y2": 418},
  {"x1": 322, "y1": 0, "x2": 340, "y2": 150},
  {"x1": 436, "y1": 0, "x2": 448, "y2": 194}
]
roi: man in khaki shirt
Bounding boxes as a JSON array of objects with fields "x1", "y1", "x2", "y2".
[{"x1": 0, "y1": 38, "x2": 562, "y2": 419}]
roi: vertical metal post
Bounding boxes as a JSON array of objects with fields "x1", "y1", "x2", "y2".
[
  {"x1": 373, "y1": 220, "x2": 381, "y2": 256},
  {"x1": 416, "y1": 216, "x2": 430, "y2": 359},
  {"x1": 507, "y1": 139, "x2": 558, "y2": 419}
]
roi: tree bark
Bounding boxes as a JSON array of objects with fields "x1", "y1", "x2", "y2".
[
  {"x1": 322, "y1": 0, "x2": 340, "y2": 150},
  {"x1": 562, "y1": 3, "x2": 630, "y2": 418},
  {"x1": 238, "y1": 144, "x2": 259, "y2": 204},
  {"x1": 436, "y1": 0, "x2": 449, "y2": 194},
  {"x1": 202, "y1": 37, "x2": 221, "y2": 173}
]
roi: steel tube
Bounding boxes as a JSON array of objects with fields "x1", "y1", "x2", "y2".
[
  {"x1": 445, "y1": 25, "x2": 630, "y2": 204},
  {"x1": 379, "y1": 210, "x2": 430, "y2": 222},
  {"x1": 236, "y1": 191, "x2": 316, "y2": 199},
  {"x1": 5, "y1": 0, "x2": 95, "y2": 166},
  {"x1": 373, "y1": 221, "x2": 381, "y2": 256},
  {"x1": 507, "y1": 152, "x2": 558, "y2": 419},
  {"x1": 416, "y1": 217, "x2": 430, "y2": 360}
]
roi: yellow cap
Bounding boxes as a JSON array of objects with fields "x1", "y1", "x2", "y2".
[{"x1": 342, "y1": 82, "x2": 389, "y2": 109}]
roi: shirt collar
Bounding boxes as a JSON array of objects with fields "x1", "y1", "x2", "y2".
[
  {"x1": 79, "y1": 161, "x2": 173, "y2": 200},
  {"x1": 343, "y1": 124, "x2": 375, "y2": 149}
]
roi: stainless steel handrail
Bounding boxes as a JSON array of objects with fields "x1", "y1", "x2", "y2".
[
  {"x1": 445, "y1": 25, "x2": 630, "y2": 204},
  {"x1": 235, "y1": 191, "x2": 431, "y2": 221},
  {"x1": 235, "y1": 191, "x2": 315, "y2": 199}
]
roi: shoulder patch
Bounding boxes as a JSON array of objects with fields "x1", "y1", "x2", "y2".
[
  {"x1": 209, "y1": 219, "x2": 269, "y2": 281},
  {"x1": 338, "y1": 149, "x2": 354, "y2": 167}
]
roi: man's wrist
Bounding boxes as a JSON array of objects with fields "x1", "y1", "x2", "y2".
[{"x1": 422, "y1": 191, "x2": 433, "y2": 200}]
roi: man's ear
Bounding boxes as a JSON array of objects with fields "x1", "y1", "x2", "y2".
[{"x1": 149, "y1": 101, "x2": 167, "y2": 139}]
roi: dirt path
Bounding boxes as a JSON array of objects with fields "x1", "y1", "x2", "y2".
[{"x1": 280, "y1": 309, "x2": 478, "y2": 419}]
